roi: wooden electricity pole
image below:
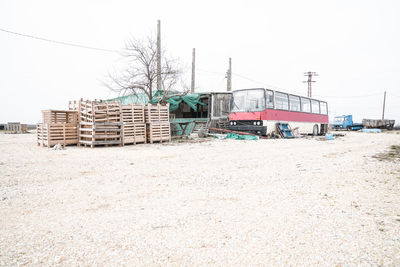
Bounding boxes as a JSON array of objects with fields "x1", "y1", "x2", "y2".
[
  {"x1": 303, "y1": 72, "x2": 318, "y2": 97},
  {"x1": 191, "y1": 48, "x2": 195, "y2": 93},
  {"x1": 157, "y1": 20, "x2": 161, "y2": 91},
  {"x1": 227, "y1": 58, "x2": 232, "y2": 91},
  {"x1": 382, "y1": 91, "x2": 386, "y2": 120}
]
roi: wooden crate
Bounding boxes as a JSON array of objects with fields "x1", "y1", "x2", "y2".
[
  {"x1": 42, "y1": 110, "x2": 78, "y2": 124},
  {"x1": 68, "y1": 99, "x2": 104, "y2": 112},
  {"x1": 68, "y1": 100, "x2": 79, "y2": 111},
  {"x1": 66, "y1": 100, "x2": 123, "y2": 148},
  {"x1": 146, "y1": 122, "x2": 171, "y2": 144},
  {"x1": 122, "y1": 123, "x2": 146, "y2": 145},
  {"x1": 70, "y1": 100, "x2": 121, "y2": 124},
  {"x1": 79, "y1": 100, "x2": 121, "y2": 124},
  {"x1": 79, "y1": 122, "x2": 122, "y2": 147},
  {"x1": 121, "y1": 104, "x2": 145, "y2": 124},
  {"x1": 144, "y1": 104, "x2": 170, "y2": 123},
  {"x1": 37, "y1": 123, "x2": 78, "y2": 147},
  {"x1": 5, "y1": 122, "x2": 27, "y2": 134}
]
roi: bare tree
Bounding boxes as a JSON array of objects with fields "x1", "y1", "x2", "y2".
[{"x1": 106, "y1": 35, "x2": 184, "y2": 102}]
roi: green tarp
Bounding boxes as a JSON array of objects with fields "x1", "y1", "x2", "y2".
[
  {"x1": 110, "y1": 94, "x2": 149, "y2": 105},
  {"x1": 108, "y1": 90, "x2": 207, "y2": 111},
  {"x1": 225, "y1": 133, "x2": 259, "y2": 140}
]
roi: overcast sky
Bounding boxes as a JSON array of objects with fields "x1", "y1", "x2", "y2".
[{"x1": 1, "y1": 0, "x2": 399, "y2": 124}]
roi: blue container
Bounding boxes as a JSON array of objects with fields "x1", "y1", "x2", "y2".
[
  {"x1": 362, "y1": 128, "x2": 382, "y2": 133},
  {"x1": 325, "y1": 133, "x2": 334, "y2": 140}
]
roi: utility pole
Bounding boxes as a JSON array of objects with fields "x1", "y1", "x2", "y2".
[
  {"x1": 191, "y1": 48, "x2": 195, "y2": 93},
  {"x1": 303, "y1": 71, "x2": 318, "y2": 97},
  {"x1": 226, "y1": 58, "x2": 232, "y2": 91},
  {"x1": 382, "y1": 91, "x2": 386, "y2": 120},
  {"x1": 157, "y1": 20, "x2": 161, "y2": 91}
]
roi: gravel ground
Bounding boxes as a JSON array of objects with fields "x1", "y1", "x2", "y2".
[{"x1": 1, "y1": 132, "x2": 400, "y2": 266}]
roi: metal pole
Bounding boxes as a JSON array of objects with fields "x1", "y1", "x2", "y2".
[
  {"x1": 157, "y1": 20, "x2": 161, "y2": 91},
  {"x1": 303, "y1": 72, "x2": 318, "y2": 97},
  {"x1": 382, "y1": 91, "x2": 386, "y2": 120},
  {"x1": 191, "y1": 48, "x2": 195, "y2": 93}
]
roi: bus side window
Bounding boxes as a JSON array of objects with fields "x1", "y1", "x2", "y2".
[
  {"x1": 266, "y1": 90, "x2": 274, "y2": 108},
  {"x1": 320, "y1": 102, "x2": 328, "y2": 115},
  {"x1": 301, "y1": 97, "x2": 311, "y2": 112},
  {"x1": 275, "y1": 92, "x2": 289, "y2": 110},
  {"x1": 311, "y1": 100, "x2": 320, "y2": 114},
  {"x1": 289, "y1": 95, "x2": 301, "y2": 111}
]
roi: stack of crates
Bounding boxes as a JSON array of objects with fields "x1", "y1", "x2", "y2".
[
  {"x1": 37, "y1": 110, "x2": 78, "y2": 147},
  {"x1": 72, "y1": 100, "x2": 122, "y2": 147},
  {"x1": 120, "y1": 104, "x2": 146, "y2": 145},
  {"x1": 144, "y1": 103, "x2": 171, "y2": 144}
]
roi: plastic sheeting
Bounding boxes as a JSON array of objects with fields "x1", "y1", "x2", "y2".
[
  {"x1": 362, "y1": 128, "x2": 382, "y2": 133},
  {"x1": 108, "y1": 90, "x2": 207, "y2": 111},
  {"x1": 151, "y1": 90, "x2": 207, "y2": 111},
  {"x1": 109, "y1": 93, "x2": 149, "y2": 105},
  {"x1": 225, "y1": 133, "x2": 259, "y2": 140}
]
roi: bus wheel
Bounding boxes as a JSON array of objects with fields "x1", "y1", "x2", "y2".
[{"x1": 313, "y1": 124, "x2": 319, "y2": 136}]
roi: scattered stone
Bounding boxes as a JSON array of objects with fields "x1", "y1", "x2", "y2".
[{"x1": 52, "y1": 143, "x2": 65, "y2": 150}]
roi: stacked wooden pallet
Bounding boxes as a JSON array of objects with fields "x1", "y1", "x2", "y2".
[
  {"x1": 145, "y1": 104, "x2": 171, "y2": 144},
  {"x1": 77, "y1": 100, "x2": 122, "y2": 147},
  {"x1": 121, "y1": 104, "x2": 146, "y2": 145},
  {"x1": 5, "y1": 122, "x2": 28, "y2": 134},
  {"x1": 37, "y1": 110, "x2": 78, "y2": 147}
]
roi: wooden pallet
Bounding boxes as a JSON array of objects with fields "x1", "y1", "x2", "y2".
[
  {"x1": 5, "y1": 122, "x2": 28, "y2": 134},
  {"x1": 79, "y1": 101, "x2": 121, "y2": 124},
  {"x1": 42, "y1": 110, "x2": 78, "y2": 124},
  {"x1": 121, "y1": 104, "x2": 145, "y2": 124},
  {"x1": 122, "y1": 123, "x2": 146, "y2": 145},
  {"x1": 144, "y1": 104, "x2": 170, "y2": 123},
  {"x1": 37, "y1": 123, "x2": 78, "y2": 147},
  {"x1": 146, "y1": 122, "x2": 171, "y2": 144},
  {"x1": 192, "y1": 121, "x2": 208, "y2": 134},
  {"x1": 68, "y1": 100, "x2": 79, "y2": 111},
  {"x1": 67, "y1": 100, "x2": 123, "y2": 148},
  {"x1": 78, "y1": 122, "x2": 122, "y2": 147}
]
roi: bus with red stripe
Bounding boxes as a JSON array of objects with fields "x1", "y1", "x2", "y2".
[{"x1": 228, "y1": 88, "x2": 329, "y2": 136}]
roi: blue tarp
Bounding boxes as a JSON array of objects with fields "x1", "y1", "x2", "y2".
[{"x1": 362, "y1": 128, "x2": 382, "y2": 133}]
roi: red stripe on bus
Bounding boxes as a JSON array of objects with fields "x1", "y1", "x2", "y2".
[{"x1": 230, "y1": 109, "x2": 328, "y2": 123}]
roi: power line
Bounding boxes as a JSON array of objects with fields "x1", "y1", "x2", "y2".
[
  {"x1": 196, "y1": 68, "x2": 387, "y2": 100},
  {"x1": 197, "y1": 68, "x2": 224, "y2": 76},
  {"x1": 388, "y1": 92, "x2": 400, "y2": 98},
  {"x1": 232, "y1": 72, "x2": 265, "y2": 85},
  {"x1": 314, "y1": 93, "x2": 382, "y2": 98},
  {"x1": 197, "y1": 68, "x2": 305, "y2": 94},
  {"x1": 232, "y1": 72, "x2": 305, "y2": 95},
  {"x1": 0, "y1": 27, "x2": 120, "y2": 54}
]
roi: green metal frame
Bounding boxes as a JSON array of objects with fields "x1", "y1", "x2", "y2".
[{"x1": 170, "y1": 118, "x2": 209, "y2": 136}]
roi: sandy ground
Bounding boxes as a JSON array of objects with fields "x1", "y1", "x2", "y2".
[{"x1": 0, "y1": 132, "x2": 400, "y2": 266}]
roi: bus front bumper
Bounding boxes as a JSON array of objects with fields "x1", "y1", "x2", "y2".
[{"x1": 228, "y1": 125, "x2": 267, "y2": 135}]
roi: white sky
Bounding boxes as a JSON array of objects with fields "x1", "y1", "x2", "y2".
[{"x1": 0, "y1": 0, "x2": 399, "y2": 124}]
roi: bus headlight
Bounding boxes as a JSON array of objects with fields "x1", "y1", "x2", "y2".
[
  {"x1": 230, "y1": 121, "x2": 233, "y2": 125},
  {"x1": 257, "y1": 121, "x2": 261, "y2": 126},
  {"x1": 234, "y1": 121, "x2": 237, "y2": 125},
  {"x1": 253, "y1": 121, "x2": 257, "y2": 125}
]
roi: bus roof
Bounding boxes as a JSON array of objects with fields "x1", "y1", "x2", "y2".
[{"x1": 232, "y1": 88, "x2": 327, "y2": 103}]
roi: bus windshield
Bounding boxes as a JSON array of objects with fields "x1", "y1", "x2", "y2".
[{"x1": 231, "y1": 89, "x2": 265, "y2": 112}]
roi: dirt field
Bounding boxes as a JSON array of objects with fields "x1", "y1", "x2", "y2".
[{"x1": 1, "y1": 132, "x2": 400, "y2": 266}]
